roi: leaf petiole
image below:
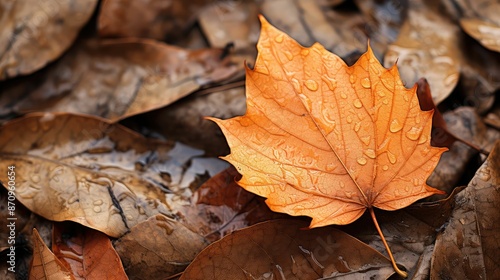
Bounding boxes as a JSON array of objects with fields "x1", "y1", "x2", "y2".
[{"x1": 369, "y1": 207, "x2": 408, "y2": 278}]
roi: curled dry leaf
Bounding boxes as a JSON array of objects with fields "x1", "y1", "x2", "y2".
[
  {"x1": 98, "y1": 0, "x2": 209, "y2": 41},
  {"x1": 114, "y1": 214, "x2": 207, "y2": 280},
  {"x1": 384, "y1": 0, "x2": 460, "y2": 105},
  {"x1": 0, "y1": 113, "x2": 222, "y2": 237},
  {"x1": 0, "y1": 38, "x2": 239, "y2": 122},
  {"x1": 52, "y1": 222, "x2": 127, "y2": 280},
  {"x1": 211, "y1": 16, "x2": 447, "y2": 277},
  {"x1": 431, "y1": 140, "x2": 500, "y2": 279},
  {"x1": 180, "y1": 219, "x2": 394, "y2": 280},
  {"x1": 177, "y1": 166, "x2": 286, "y2": 242},
  {"x1": 0, "y1": 0, "x2": 97, "y2": 80},
  {"x1": 30, "y1": 228, "x2": 75, "y2": 280}
]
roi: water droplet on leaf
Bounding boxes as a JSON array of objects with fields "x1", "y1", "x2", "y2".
[
  {"x1": 353, "y1": 99, "x2": 363, "y2": 108},
  {"x1": 390, "y1": 119, "x2": 403, "y2": 133},
  {"x1": 305, "y1": 79, "x2": 318, "y2": 91},
  {"x1": 361, "y1": 78, "x2": 371, "y2": 88}
]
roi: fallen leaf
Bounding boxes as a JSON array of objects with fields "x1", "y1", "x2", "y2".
[
  {"x1": 114, "y1": 214, "x2": 207, "y2": 280},
  {"x1": 431, "y1": 140, "x2": 500, "y2": 279},
  {"x1": 180, "y1": 219, "x2": 394, "y2": 280},
  {"x1": 52, "y1": 222, "x2": 128, "y2": 280},
  {"x1": 30, "y1": 228, "x2": 75, "y2": 280},
  {"x1": 384, "y1": 0, "x2": 460, "y2": 105},
  {"x1": 427, "y1": 107, "x2": 492, "y2": 198},
  {"x1": 461, "y1": 18, "x2": 500, "y2": 53},
  {"x1": 177, "y1": 166, "x2": 286, "y2": 242},
  {"x1": 0, "y1": 0, "x2": 97, "y2": 80},
  {"x1": 0, "y1": 113, "x2": 225, "y2": 237},
  {"x1": 211, "y1": 15, "x2": 447, "y2": 277},
  {"x1": 0, "y1": 38, "x2": 239, "y2": 122},
  {"x1": 98, "y1": 0, "x2": 209, "y2": 41}
]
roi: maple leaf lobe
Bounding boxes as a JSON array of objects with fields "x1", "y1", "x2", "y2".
[{"x1": 210, "y1": 16, "x2": 447, "y2": 228}]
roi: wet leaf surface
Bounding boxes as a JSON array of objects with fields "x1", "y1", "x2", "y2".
[
  {"x1": 384, "y1": 0, "x2": 460, "y2": 105},
  {"x1": 0, "y1": 38, "x2": 239, "y2": 122},
  {"x1": 431, "y1": 140, "x2": 500, "y2": 279},
  {"x1": 0, "y1": 113, "x2": 226, "y2": 237},
  {"x1": 114, "y1": 214, "x2": 206, "y2": 280},
  {"x1": 212, "y1": 16, "x2": 446, "y2": 229},
  {"x1": 0, "y1": 0, "x2": 97, "y2": 80},
  {"x1": 52, "y1": 222, "x2": 127, "y2": 280},
  {"x1": 180, "y1": 219, "x2": 394, "y2": 280}
]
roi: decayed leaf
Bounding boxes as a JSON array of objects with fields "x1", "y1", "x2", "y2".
[
  {"x1": 52, "y1": 222, "x2": 128, "y2": 280},
  {"x1": 180, "y1": 219, "x2": 394, "y2": 280},
  {"x1": 0, "y1": 38, "x2": 239, "y2": 122},
  {"x1": 177, "y1": 167, "x2": 285, "y2": 242},
  {"x1": 0, "y1": 0, "x2": 97, "y2": 80},
  {"x1": 211, "y1": 15, "x2": 447, "y2": 277},
  {"x1": 98, "y1": 0, "x2": 209, "y2": 41},
  {"x1": 114, "y1": 214, "x2": 207, "y2": 280},
  {"x1": 431, "y1": 140, "x2": 500, "y2": 279},
  {"x1": 30, "y1": 228, "x2": 75, "y2": 280},
  {"x1": 384, "y1": 0, "x2": 460, "y2": 105},
  {"x1": 0, "y1": 113, "x2": 225, "y2": 237}
]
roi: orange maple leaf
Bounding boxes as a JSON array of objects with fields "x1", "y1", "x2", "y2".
[{"x1": 210, "y1": 16, "x2": 447, "y2": 277}]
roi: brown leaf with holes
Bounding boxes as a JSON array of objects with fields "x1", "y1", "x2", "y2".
[{"x1": 210, "y1": 15, "x2": 447, "y2": 277}]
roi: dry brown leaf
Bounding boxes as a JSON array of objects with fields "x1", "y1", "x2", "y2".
[
  {"x1": 98, "y1": 0, "x2": 208, "y2": 41},
  {"x1": 0, "y1": 113, "x2": 225, "y2": 237},
  {"x1": 114, "y1": 214, "x2": 207, "y2": 280},
  {"x1": 431, "y1": 140, "x2": 500, "y2": 279},
  {"x1": 0, "y1": 38, "x2": 239, "y2": 122},
  {"x1": 384, "y1": 0, "x2": 460, "y2": 105},
  {"x1": 180, "y1": 219, "x2": 394, "y2": 280},
  {"x1": 0, "y1": 1, "x2": 97, "y2": 80},
  {"x1": 30, "y1": 228, "x2": 75, "y2": 280},
  {"x1": 52, "y1": 222, "x2": 127, "y2": 280},
  {"x1": 211, "y1": 16, "x2": 447, "y2": 277}
]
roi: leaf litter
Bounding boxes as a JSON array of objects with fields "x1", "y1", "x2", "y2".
[{"x1": 0, "y1": 1, "x2": 499, "y2": 279}]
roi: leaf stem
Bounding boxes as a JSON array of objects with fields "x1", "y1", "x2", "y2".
[{"x1": 368, "y1": 207, "x2": 408, "y2": 278}]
